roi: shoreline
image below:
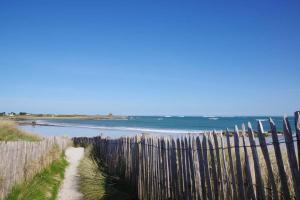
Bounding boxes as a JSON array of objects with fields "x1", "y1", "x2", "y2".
[
  {"x1": 18, "y1": 120, "x2": 214, "y2": 136},
  {"x1": 19, "y1": 121, "x2": 278, "y2": 138},
  {"x1": 13, "y1": 116, "x2": 286, "y2": 137}
]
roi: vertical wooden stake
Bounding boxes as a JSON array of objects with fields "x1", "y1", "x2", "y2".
[{"x1": 283, "y1": 116, "x2": 300, "y2": 199}]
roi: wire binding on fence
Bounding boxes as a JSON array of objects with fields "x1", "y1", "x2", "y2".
[{"x1": 85, "y1": 137, "x2": 300, "y2": 152}]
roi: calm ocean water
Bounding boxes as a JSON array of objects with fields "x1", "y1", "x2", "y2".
[{"x1": 20, "y1": 116, "x2": 295, "y2": 138}]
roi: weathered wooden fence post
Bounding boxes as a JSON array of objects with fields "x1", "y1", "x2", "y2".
[
  {"x1": 241, "y1": 124, "x2": 255, "y2": 200},
  {"x1": 257, "y1": 121, "x2": 279, "y2": 200},
  {"x1": 213, "y1": 131, "x2": 224, "y2": 200},
  {"x1": 196, "y1": 136, "x2": 207, "y2": 200},
  {"x1": 283, "y1": 116, "x2": 300, "y2": 199},
  {"x1": 226, "y1": 129, "x2": 238, "y2": 200},
  {"x1": 208, "y1": 133, "x2": 219, "y2": 200},
  {"x1": 203, "y1": 134, "x2": 213, "y2": 200},
  {"x1": 248, "y1": 122, "x2": 266, "y2": 200},
  {"x1": 269, "y1": 118, "x2": 290, "y2": 199},
  {"x1": 294, "y1": 111, "x2": 300, "y2": 171},
  {"x1": 234, "y1": 126, "x2": 245, "y2": 200}
]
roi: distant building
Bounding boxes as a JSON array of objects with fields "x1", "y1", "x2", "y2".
[{"x1": 8, "y1": 112, "x2": 16, "y2": 116}]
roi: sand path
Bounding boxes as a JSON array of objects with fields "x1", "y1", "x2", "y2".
[{"x1": 57, "y1": 147, "x2": 84, "y2": 200}]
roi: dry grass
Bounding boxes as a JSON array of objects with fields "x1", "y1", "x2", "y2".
[
  {"x1": 0, "y1": 120, "x2": 41, "y2": 141},
  {"x1": 78, "y1": 147, "x2": 135, "y2": 200},
  {"x1": 78, "y1": 148, "x2": 107, "y2": 200}
]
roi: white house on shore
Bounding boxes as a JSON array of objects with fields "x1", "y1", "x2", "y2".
[{"x1": 8, "y1": 112, "x2": 16, "y2": 116}]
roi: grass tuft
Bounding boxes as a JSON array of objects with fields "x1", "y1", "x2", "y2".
[
  {"x1": 79, "y1": 149, "x2": 106, "y2": 199},
  {"x1": 5, "y1": 153, "x2": 68, "y2": 200},
  {"x1": 78, "y1": 147, "x2": 135, "y2": 200},
  {"x1": 0, "y1": 120, "x2": 41, "y2": 141}
]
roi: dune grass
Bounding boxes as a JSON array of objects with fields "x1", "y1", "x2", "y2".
[
  {"x1": 0, "y1": 120, "x2": 41, "y2": 141},
  {"x1": 78, "y1": 147, "x2": 135, "y2": 200},
  {"x1": 5, "y1": 153, "x2": 68, "y2": 200}
]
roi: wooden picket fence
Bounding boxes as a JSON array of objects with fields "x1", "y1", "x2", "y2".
[
  {"x1": 73, "y1": 111, "x2": 300, "y2": 200},
  {"x1": 0, "y1": 137, "x2": 70, "y2": 200}
]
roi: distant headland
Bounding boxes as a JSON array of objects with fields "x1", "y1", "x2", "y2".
[{"x1": 0, "y1": 112, "x2": 127, "y2": 120}]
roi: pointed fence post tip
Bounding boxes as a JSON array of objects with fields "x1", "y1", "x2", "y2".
[{"x1": 234, "y1": 125, "x2": 239, "y2": 135}]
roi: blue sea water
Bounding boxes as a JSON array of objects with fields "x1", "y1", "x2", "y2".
[{"x1": 20, "y1": 116, "x2": 296, "y2": 138}]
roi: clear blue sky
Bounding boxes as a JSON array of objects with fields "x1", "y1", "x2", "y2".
[{"x1": 0, "y1": 0, "x2": 299, "y2": 116}]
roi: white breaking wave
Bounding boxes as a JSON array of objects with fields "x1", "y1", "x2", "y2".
[
  {"x1": 208, "y1": 117, "x2": 219, "y2": 120},
  {"x1": 256, "y1": 119, "x2": 268, "y2": 121}
]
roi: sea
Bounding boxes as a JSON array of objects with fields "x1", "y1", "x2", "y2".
[{"x1": 20, "y1": 116, "x2": 296, "y2": 138}]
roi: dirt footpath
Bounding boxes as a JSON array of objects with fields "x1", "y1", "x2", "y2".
[{"x1": 57, "y1": 147, "x2": 84, "y2": 200}]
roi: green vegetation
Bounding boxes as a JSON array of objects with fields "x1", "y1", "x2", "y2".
[
  {"x1": 78, "y1": 147, "x2": 135, "y2": 200},
  {"x1": 0, "y1": 121, "x2": 41, "y2": 141},
  {"x1": 5, "y1": 153, "x2": 68, "y2": 200},
  {"x1": 19, "y1": 112, "x2": 27, "y2": 116}
]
